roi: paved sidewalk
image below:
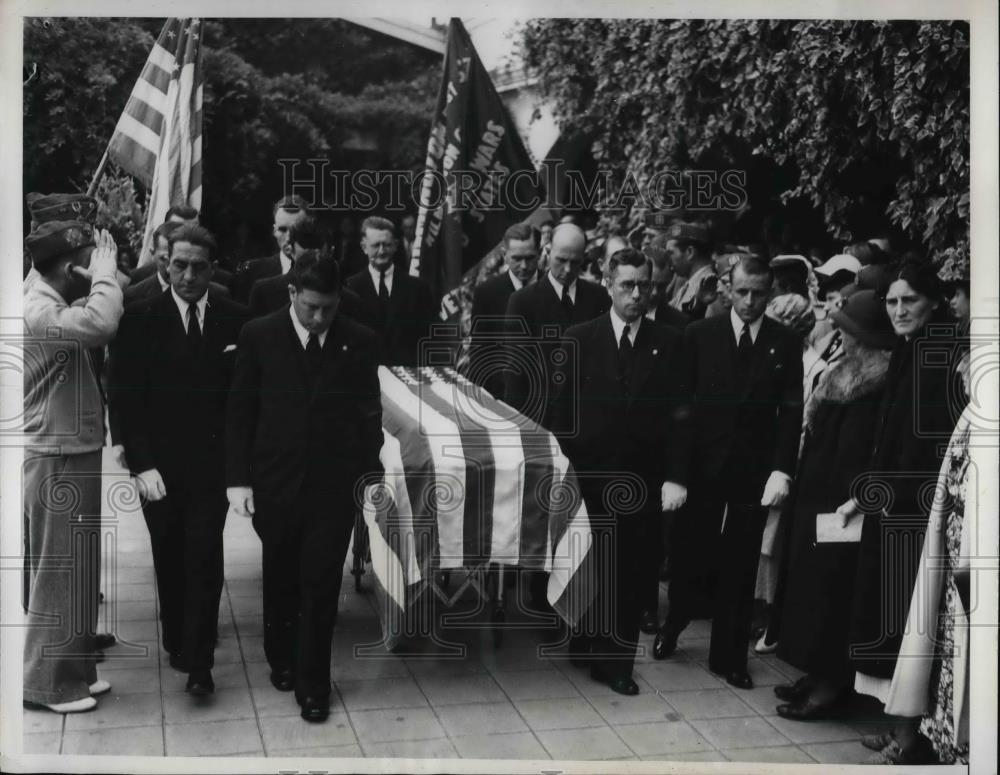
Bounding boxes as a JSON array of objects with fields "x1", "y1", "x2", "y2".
[{"x1": 22, "y1": 454, "x2": 888, "y2": 763}]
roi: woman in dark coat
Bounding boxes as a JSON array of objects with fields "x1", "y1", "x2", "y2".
[
  {"x1": 774, "y1": 290, "x2": 894, "y2": 719},
  {"x1": 837, "y1": 261, "x2": 961, "y2": 764}
]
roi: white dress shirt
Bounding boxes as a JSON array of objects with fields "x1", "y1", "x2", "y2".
[
  {"x1": 171, "y1": 287, "x2": 208, "y2": 333},
  {"x1": 288, "y1": 305, "x2": 328, "y2": 348},
  {"x1": 156, "y1": 271, "x2": 169, "y2": 292},
  {"x1": 368, "y1": 263, "x2": 394, "y2": 296},
  {"x1": 729, "y1": 307, "x2": 764, "y2": 344},
  {"x1": 547, "y1": 272, "x2": 576, "y2": 303},
  {"x1": 279, "y1": 252, "x2": 292, "y2": 275},
  {"x1": 610, "y1": 308, "x2": 641, "y2": 347}
]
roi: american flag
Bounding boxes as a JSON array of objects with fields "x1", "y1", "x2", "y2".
[
  {"x1": 364, "y1": 366, "x2": 596, "y2": 648},
  {"x1": 108, "y1": 18, "x2": 203, "y2": 264}
]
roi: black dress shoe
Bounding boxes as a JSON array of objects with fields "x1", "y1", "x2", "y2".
[
  {"x1": 590, "y1": 665, "x2": 639, "y2": 696},
  {"x1": 639, "y1": 610, "x2": 659, "y2": 635},
  {"x1": 725, "y1": 670, "x2": 753, "y2": 690},
  {"x1": 94, "y1": 633, "x2": 116, "y2": 650},
  {"x1": 776, "y1": 698, "x2": 836, "y2": 721},
  {"x1": 608, "y1": 677, "x2": 640, "y2": 696},
  {"x1": 269, "y1": 668, "x2": 295, "y2": 692},
  {"x1": 185, "y1": 670, "x2": 214, "y2": 696},
  {"x1": 299, "y1": 696, "x2": 330, "y2": 723},
  {"x1": 652, "y1": 628, "x2": 679, "y2": 660},
  {"x1": 774, "y1": 675, "x2": 814, "y2": 702}
]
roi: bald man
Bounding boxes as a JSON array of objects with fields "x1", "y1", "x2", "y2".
[{"x1": 503, "y1": 223, "x2": 611, "y2": 429}]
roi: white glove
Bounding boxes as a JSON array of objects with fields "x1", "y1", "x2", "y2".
[
  {"x1": 227, "y1": 486, "x2": 255, "y2": 518},
  {"x1": 661, "y1": 481, "x2": 688, "y2": 512},
  {"x1": 110, "y1": 444, "x2": 128, "y2": 470},
  {"x1": 73, "y1": 228, "x2": 118, "y2": 281},
  {"x1": 760, "y1": 471, "x2": 791, "y2": 508},
  {"x1": 835, "y1": 497, "x2": 861, "y2": 528},
  {"x1": 136, "y1": 468, "x2": 167, "y2": 502}
]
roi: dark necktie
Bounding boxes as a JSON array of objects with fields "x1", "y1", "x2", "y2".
[
  {"x1": 305, "y1": 333, "x2": 322, "y2": 379},
  {"x1": 186, "y1": 303, "x2": 202, "y2": 348},
  {"x1": 737, "y1": 323, "x2": 754, "y2": 380},
  {"x1": 378, "y1": 269, "x2": 390, "y2": 305},
  {"x1": 618, "y1": 323, "x2": 634, "y2": 384},
  {"x1": 561, "y1": 285, "x2": 574, "y2": 318}
]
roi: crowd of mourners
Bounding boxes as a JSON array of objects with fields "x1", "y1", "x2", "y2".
[{"x1": 21, "y1": 192, "x2": 974, "y2": 763}]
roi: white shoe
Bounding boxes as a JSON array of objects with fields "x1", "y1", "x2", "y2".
[
  {"x1": 38, "y1": 696, "x2": 98, "y2": 714},
  {"x1": 754, "y1": 633, "x2": 778, "y2": 654},
  {"x1": 89, "y1": 679, "x2": 111, "y2": 696}
]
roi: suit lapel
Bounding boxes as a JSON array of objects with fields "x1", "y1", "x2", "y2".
[
  {"x1": 717, "y1": 317, "x2": 739, "y2": 393},
  {"x1": 629, "y1": 322, "x2": 656, "y2": 396},
  {"x1": 386, "y1": 273, "x2": 403, "y2": 326},
  {"x1": 281, "y1": 312, "x2": 311, "y2": 388},
  {"x1": 742, "y1": 318, "x2": 775, "y2": 398},
  {"x1": 540, "y1": 277, "x2": 568, "y2": 328},
  {"x1": 595, "y1": 315, "x2": 619, "y2": 388},
  {"x1": 309, "y1": 316, "x2": 348, "y2": 405}
]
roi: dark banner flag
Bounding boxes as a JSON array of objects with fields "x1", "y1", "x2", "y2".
[{"x1": 410, "y1": 18, "x2": 542, "y2": 322}]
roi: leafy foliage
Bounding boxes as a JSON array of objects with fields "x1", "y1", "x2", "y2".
[
  {"x1": 23, "y1": 17, "x2": 440, "y2": 265},
  {"x1": 521, "y1": 19, "x2": 969, "y2": 264}
]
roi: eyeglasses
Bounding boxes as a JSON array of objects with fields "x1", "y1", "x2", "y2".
[{"x1": 616, "y1": 280, "x2": 653, "y2": 294}]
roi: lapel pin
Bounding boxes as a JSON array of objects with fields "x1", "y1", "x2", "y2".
[
  {"x1": 342, "y1": 344, "x2": 348, "y2": 351},
  {"x1": 652, "y1": 348, "x2": 658, "y2": 355}
]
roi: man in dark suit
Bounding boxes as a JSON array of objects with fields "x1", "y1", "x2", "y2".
[
  {"x1": 468, "y1": 222, "x2": 541, "y2": 399},
  {"x1": 553, "y1": 248, "x2": 687, "y2": 696},
  {"x1": 248, "y1": 216, "x2": 326, "y2": 317},
  {"x1": 232, "y1": 195, "x2": 309, "y2": 303},
  {"x1": 503, "y1": 222, "x2": 610, "y2": 428},
  {"x1": 643, "y1": 235, "x2": 689, "y2": 330},
  {"x1": 129, "y1": 205, "x2": 200, "y2": 287},
  {"x1": 653, "y1": 255, "x2": 803, "y2": 690},
  {"x1": 345, "y1": 216, "x2": 436, "y2": 367},
  {"x1": 245, "y1": 217, "x2": 362, "y2": 321},
  {"x1": 335, "y1": 215, "x2": 367, "y2": 278},
  {"x1": 226, "y1": 252, "x2": 383, "y2": 723},
  {"x1": 125, "y1": 221, "x2": 231, "y2": 308},
  {"x1": 109, "y1": 225, "x2": 248, "y2": 696}
]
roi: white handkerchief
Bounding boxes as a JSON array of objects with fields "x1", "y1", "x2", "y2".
[
  {"x1": 223, "y1": 344, "x2": 237, "y2": 353},
  {"x1": 816, "y1": 512, "x2": 863, "y2": 543}
]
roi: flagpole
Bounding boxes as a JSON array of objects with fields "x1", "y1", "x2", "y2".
[{"x1": 86, "y1": 147, "x2": 111, "y2": 197}]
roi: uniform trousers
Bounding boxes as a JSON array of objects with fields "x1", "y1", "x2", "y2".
[
  {"x1": 143, "y1": 484, "x2": 226, "y2": 670},
  {"x1": 252, "y1": 477, "x2": 355, "y2": 702},
  {"x1": 23, "y1": 450, "x2": 101, "y2": 705}
]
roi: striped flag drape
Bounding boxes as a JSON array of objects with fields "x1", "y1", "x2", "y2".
[
  {"x1": 108, "y1": 17, "x2": 203, "y2": 264},
  {"x1": 364, "y1": 366, "x2": 596, "y2": 649}
]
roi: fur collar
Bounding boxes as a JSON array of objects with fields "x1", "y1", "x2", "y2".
[{"x1": 804, "y1": 346, "x2": 891, "y2": 431}]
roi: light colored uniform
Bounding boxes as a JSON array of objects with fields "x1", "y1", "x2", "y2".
[{"x1": 22, "y1": 266, "x2": 122, "y2": 705}]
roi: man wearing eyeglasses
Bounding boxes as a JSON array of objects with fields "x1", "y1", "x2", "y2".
[
  {"x1": 109, "y1": 224, "x2": 248, "y2": 698},
  {"x1": 551, "y1": 248, "x2": 688, "y2": 696}
]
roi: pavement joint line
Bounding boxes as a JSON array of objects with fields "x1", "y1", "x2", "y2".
[
  {"x1": 154, "y1": 578, "x2": 167, "y2": 756},
  {"x1": 227, "y1": 580, "x2": 269, "y2": 756}
]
